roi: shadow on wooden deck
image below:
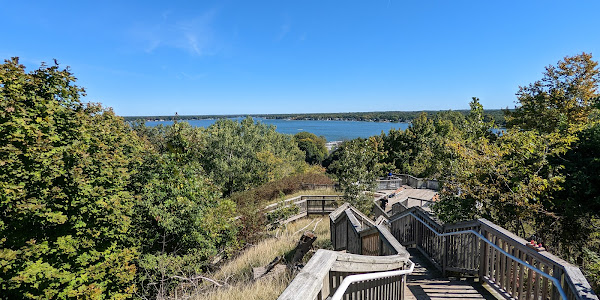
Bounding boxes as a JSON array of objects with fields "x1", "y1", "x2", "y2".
[{"x1": 406, "y1": 249, "x2": 505, "y2": 300}]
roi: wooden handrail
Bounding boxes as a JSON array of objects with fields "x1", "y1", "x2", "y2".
[
  {"x1": 331, "y1": 261, "x2": 415, "y2": 300},
  {"x1": 388, "y1": 206, "x2": 598, "y2": 300},
  {"x1": 404, "y1": 211, "x2": 568, "y2": 299},
  {"x1": 377, "y1": 173, "x2": 440, "y2": 190},
  {"x1": 279, "y1": 204, "x2": 411, "y2": 300},
  {"x1": 263, "y1": 195, "x2": 342, "y2": 212},
  {"x1": 478, "y1": 219, "x2": 598, "y2": 300},
  {"x1": 279, "y1": 198, "x2": 597, "y2": 300}
]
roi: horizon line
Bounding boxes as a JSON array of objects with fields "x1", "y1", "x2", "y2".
[{"x1": 121, "y1": 108, "x2": 512, "y2": 118}]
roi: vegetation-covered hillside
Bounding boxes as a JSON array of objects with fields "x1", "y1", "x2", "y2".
[
  {"x1": 0, "y1": 58, "x2": 326, "y2": 299},
  {"x1": 2, "y1": 52, "x2": 599, "y2": 298}
]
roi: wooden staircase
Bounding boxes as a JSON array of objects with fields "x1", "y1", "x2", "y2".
[
  {"x1": 278, "y1": 197, "x2": 598, "y2": 300},
  {"x1": 406, "y1": 249, "x2": 500, "y2": 300}
]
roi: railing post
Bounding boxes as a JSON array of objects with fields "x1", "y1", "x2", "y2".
[
  {"x1": 552, "y1": 265, "x2": 562, "y2": 300},
  {"x1": 479, "y1": 226, "x2": 488, "y2": 281},
  {"x1": 416, "y1": 214, "x2": 422, "y2": 249},
  {"x1": 442, "y1": 232, "x2": 448, "y2": 276}
]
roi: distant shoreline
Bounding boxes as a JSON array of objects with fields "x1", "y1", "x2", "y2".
[{"x1": 123, "y1": 109, "x2": 509, "y2": 126}]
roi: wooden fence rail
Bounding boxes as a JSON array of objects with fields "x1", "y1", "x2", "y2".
[
  {"x1": 377, "y1": 174, "x2": 439, "y2": 191},
  {"x1": 278, "y1": 199, "x2": 597, "y2": 300},
  {"x1": 388, "y1": 207, "x2": 598, "y2": 300},
  {"x1": 279, "y1": 203, "x2": 411, "y2": 300},
  {"x1": 262, "y1": 195, "x2": 342, "y2": 224},
  {"x1": 301, "y1": 183, "x2": 340, "y2": 190}
]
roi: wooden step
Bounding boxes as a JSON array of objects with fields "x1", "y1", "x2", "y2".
[{"x1": 405, "y1": 249, "x2": 505, "y2": 300}]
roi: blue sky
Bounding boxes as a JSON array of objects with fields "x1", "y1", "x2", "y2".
[{"x1": 2, "y1": 1, "x2": 599, "y2": 116}]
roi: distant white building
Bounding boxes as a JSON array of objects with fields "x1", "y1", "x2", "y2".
[{"x1": 325, "y1": 141, "x2": 343, "y2": 152}]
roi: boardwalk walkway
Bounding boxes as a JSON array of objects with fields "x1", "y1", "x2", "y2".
[{"x1": 405, "y1": 249, "x2": 503, "y2": 300}]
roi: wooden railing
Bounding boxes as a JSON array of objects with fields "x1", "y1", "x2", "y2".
[
  {"x1": 263, "y1": 195, "x2": 342, "y2": 213},
  {"x1": 301, "y1": 183, "x2": 340, "y2": 190},
  {"x1": 279, "y1": 204, "x2": 411, "y2": 300},
  {"x1": 377, "y1": 174, "x2": 439, "y2": 191},
  {"x1": 388, "y1": 206, "x2": 598, "y2": 300},
  {"x1": 263, "y1": 195, "x2": 342, "y2": 224},
  {"x1": 279, "y1": 198, "x2": 597, "y2": 300}
]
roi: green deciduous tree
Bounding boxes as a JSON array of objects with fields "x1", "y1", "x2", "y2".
[
  {"x1": 294, "y1": 131, "x2": 328, "y2": 165},
  {"x1": 382, "y1": 112, "x2": 438, "y2": 177},
  {"x1": 200, "y1": 117, "x2": 305, "y2": 196},
  {"x1": 435, "y1": 54, "x2": 600, "y2": 281},
  {"x1": 506, "y1": 52, "x2": 600, "y2": 134},
  {"x1": 133, "y1": 158, "x2": 237, "y2": 298},
  {"x1": 328, "y1": 136, "x2": 389, "y2": 214},
  {"x1": 0, "y1": 58, "x2": 144, "y2": 299},
  {"x1": 436, "y1": 129, "x2": 565, "y2": 236},
  {"x1": 548, "y1": 124, "x2": 600, "y2": 292},
  {"x1": 128, "y1": 121, "x2": 241, "y2": 297},
  {"x1": 382, "y1": 107, "x2": 485, "y2": 180}
]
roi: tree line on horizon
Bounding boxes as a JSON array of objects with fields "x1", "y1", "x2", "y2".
[{"x1": 122, "y1": 109, "x2": 508, "y2": 127}]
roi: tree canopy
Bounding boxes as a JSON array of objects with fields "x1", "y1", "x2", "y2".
[
  {"x1": 199, "y1": 117, "x2": 306, "y2": 196},
  {"x1": 434, "y1": 53, "x2": 600, "y2": 291},
  {"x1": 1, "y1": 58, "x2": 306, "y2": 298},
  {"x1": 1, "y1": 58, "x2": 144, "y2": 299},
  {"x1": 506, "y1": 52, "x2": 599, "y2": 134},
  {"x1": 324, "y1": 53, "x2": 600, "y2": 293},
  {"x1": 294, "y1": 131, "x2": 328, "y2": 165}
]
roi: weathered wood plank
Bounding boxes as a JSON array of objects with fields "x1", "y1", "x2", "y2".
[
  {"x1": 285, "y1": 200, "x2": 598, "y2": 300},
  {"x1": 278, "y1": 250, "x2": 337, "y2": 300},
  {"x1": 526, "y1": 257, "x2": 534, "y2": 300},
  {"x1": 518, "y1": 250, "x2": 525, "y2": 300}
]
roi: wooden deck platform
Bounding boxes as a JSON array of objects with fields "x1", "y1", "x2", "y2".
[
  {"x1": 406, "y1": 249, "x2": 504, "y2": 300},
  {"x1": 379, "y1": 186, "x2": 438, "y2": 213}
]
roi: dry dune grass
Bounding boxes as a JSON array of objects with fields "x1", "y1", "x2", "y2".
[
  {"x1": 196, "y1": 274, "x2": 291, "y2": 300},
  {"x1": 185, "y1": 216, "x2": 331, "y2": 300}
]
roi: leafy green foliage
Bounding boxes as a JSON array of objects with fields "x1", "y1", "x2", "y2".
[
  {"x1": 436, "y1": 129, "x2": 565, "y2": 232},
  {"x1": 229, "y1": 171, "x2": 334, "y2": 207},
  {"x1": 506, "y1": 52, "x2": 600, "y2": 134},
  {"x1": 265, "y1": 199, "x2": 300, "y2": 227},
  {"x1": 546, "y1": 124, "x2": 600, "y2": 290},
  {"x1": 432, "y1": 53, "x2": 600, "y2": 293},
  {"x1": 136, "y1": 160, "x2": 237, "y2": 258},
  {"x1": 133, "y1": 158, "x2": 237, "y2": 298},
  {"x1": 125, "y1": 121, "x2": 241, "y2": 297},
  {"x1": 127, "y1": 118, "x2": 314, "y2": 296},
  {"x1": 381, "y1": 101, "x2": 496, "y2": 180},
  {"x1": 383, "y1": 112, "x2": 443, "y2": 178},
  {"x1": 0, "y1": 58, "x2": 143, "y2": 299},
  {"x1": 200, "y1": 117, "x2": 305, "y2": 196},
  {"x1": 294, "y1": 132, "x2": 328, "y2": 165},
  {"x1": 436, "y1": 54, "x2": 599, "y2": 232},
  {"x1": 327, "y1": 137, "x2": 389, "y2": 214}
]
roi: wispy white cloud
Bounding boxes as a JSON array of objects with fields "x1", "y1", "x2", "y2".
[
  {"x1": 276, "y1": 15, "x2": 292, "y2": 41},
  {"x1": 176, "y1": 71, "x2": 207, "y2": 80},
  {"x1": 128, "y1": 9, "x2": 219, "y2": 56},
  {"x1": 277, "y1": 22, "x2": 291, "y2": 40},
  {"x1": 299, "y1": 32, "x2": 307, "y2": 42}
]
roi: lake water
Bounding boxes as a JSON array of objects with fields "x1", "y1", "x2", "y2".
[{"x1": 145, "y1": 118, "x2": 410, "y2": 142}]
